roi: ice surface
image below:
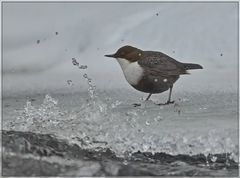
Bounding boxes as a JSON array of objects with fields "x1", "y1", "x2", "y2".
[{"x1": 3, "y1": 89, "x2": 238, "y2": 162}]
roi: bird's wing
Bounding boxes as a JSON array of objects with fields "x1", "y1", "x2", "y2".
[{"x1": 138, "y1": 51, "x2": 187, "y2": 76}]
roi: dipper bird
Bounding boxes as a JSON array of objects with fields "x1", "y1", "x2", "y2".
[{"x1": 105, "y1": 45, "x2": 203, "y2": 105}]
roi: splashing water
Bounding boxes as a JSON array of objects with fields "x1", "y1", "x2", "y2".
[
  {"x1": 6, "y1": 90, "x2": 238, "y2": 164},
  {"x1": 5, "y1": 58, "x2": 238, "y2": 163},
  {"x1": 67, "y1": 80, "x2": 73, "y2": 86},
  {"x1": 71, "y1": 58, "x2": 96, "y2": 100},
  {"x1": 72, "y1": 58, "x2": 88, "y2": 69},
  {"x1": 79, "y1": 65, "x2": 88, "y2": 69},
  {"x1": 72, "y1": 58, "x2": 79, "y2": 66},
  {"x1": 83, "y1": 73, "x2": 96, "y2": 100},
  {"x1": 11, "y1": 95, "x2": 65, "y2": 134}
]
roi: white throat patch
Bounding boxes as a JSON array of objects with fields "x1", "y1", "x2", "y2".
[{"x1": 116, "y1": 58, "x2": 144, "y2": 85}]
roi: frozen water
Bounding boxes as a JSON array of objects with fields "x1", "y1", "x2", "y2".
[{"x1": 3, "y1": 89, "x2": 238, "y2": 163}]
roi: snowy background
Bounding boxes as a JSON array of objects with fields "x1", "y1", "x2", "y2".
[{"x1": 3, "y1": 2, "x2": 238, "y2": 95}]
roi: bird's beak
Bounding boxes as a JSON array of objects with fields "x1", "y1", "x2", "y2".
[{"x1": 104, "y1": 54, "x2": 115, "y2": 58}]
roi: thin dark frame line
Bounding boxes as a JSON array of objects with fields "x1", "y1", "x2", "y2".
[
  {"x1": 1, "y1": 1, "x2": 239, "y2": 3},
  {"x1": 237, "y1": 2, "x2": 239, "y2": 174},
  {"x1": 1, "y1": 1, "x2": 3, "y2": 177}
]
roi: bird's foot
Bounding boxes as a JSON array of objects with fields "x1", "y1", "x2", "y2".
[
  {"x1": 166, "y1": 100, "x2": 175, "y2": 105},
  {"x1": 133, "y1": 101, "x2": 174, "y2": 107},
  {"x1": 156, "y1": 100, "x2": 175, "y2": 106},
  {"x1": 133, "y1": 103, "x2": 141, "y2": 107}
]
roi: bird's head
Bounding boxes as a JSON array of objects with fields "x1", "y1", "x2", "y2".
[{"x1": 105, "y1": 45, "x2": 143, "y2": 62}]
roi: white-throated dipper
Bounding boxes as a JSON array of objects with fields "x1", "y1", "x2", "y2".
[{"x1": 105, "y1": 45, "x2": 203, "y2": 105}]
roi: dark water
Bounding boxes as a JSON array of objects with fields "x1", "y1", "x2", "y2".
[{"x1": 2, "y1": 130, "x2": 238, "y2": 176}]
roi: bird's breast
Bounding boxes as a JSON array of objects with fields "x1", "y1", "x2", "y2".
[{"x1": 117, "y1": 58, "x2": 144, "y2": 85}]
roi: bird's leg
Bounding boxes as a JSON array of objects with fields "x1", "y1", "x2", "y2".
[
  {"x1": 145, "y1": 93, "x2": 152, "y2": 101},
  {"x1": 166, "y1": 86, "x2": 174, "y2": 104},
  {"x1": 133, "y1": 93, "x2": 152, "y2": 107}
]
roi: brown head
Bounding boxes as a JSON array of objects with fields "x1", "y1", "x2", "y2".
[{"x1": 105, "y1": 45, "x2": 143, "y2": 62}]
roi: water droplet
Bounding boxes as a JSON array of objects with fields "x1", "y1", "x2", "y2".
[
  {"x1": 82, "y1": 74, "x2": 97, "y2": 99},
  {"x1": 145, "y1": 120, "x2": 150, "y2": 126},
  {"x1": 79, "y1": 65, "x2": 88, "y2": 69},
  {"x1": 199, "y1": 107, "x2": 207, "y2": 110},
  {"x1": 206, "y1": 160, "x2": 209, "y2": 167},
  {"x1": 111, "y1": 100, "x2": 122, "y2": 108},
  {"x1": 123, "y1": 160, "x2": 128, "y2": 165},
  {"x1": 211, "y1": 156, "x2": 217, "y2": 162},
  {"x1": 143, "y1": 144, "x2": 149, "y2": 151},
  {"x1": 72, "y1": 58, "x2": 79, "y2": 66},
  {"x1": 67, "y1": 80, "x2": 73, "y2": 86},
  {"x1": 154, "y1": 115, "x2": 162, "y2": 122}
]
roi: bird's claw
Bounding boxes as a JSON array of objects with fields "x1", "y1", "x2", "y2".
[
  {"x1": 133, "y1": 103, "x2": 141, "y2": 107},
  {"x1": 156, "y1": 100, "x2": 175, "y2": 106},
  {"x1": 166, "y1": 100, "x2": 175, "y2": 104},
  {"x1": 133, "y1": 101, "x2": 174, "y2": 107}
]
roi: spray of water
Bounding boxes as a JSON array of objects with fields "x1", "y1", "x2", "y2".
[
  {"x1": 11, "y1": 95, "x2": 64, "y2": 134},
  {"x1": 71, "y1": 57, "x2": 97, "y2": 100},
  {"x1": 5, "y1": 57, "x2": 237, "y2": 163}
]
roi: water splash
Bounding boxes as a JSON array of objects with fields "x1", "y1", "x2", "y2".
[
  {"x1": 71, "y1": 58, "x2": 96, "y2": 100},
  {"x1": 79, "y1": 65, "x2": 88, "y2": 69},
  {"x1": 83, "y1": 73, "x2": 96, "y2": 100},
  {"x1": 72, "y1": 58, "x2": 79, "y2": 66},
  {"x1": 7, "y1": 90, "x2": 238, "y2": 164},
  {"x1": 67, "y1": 80, "x2": 73, "y2": 86},
  {"x1": 72, "y1": 58, "x2": 88, "y2": 69},
  {"x1": 10, "y1": 95, "x2": 65, "y2": 133}
]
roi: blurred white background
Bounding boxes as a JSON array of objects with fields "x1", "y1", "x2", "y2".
[{"x1": 3, "y1": 2, "x2": 238, "y2": 95}]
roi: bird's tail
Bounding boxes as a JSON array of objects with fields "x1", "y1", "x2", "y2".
[{"x1": 183, "y1": 63, "x2": 203, "y2": 70}]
